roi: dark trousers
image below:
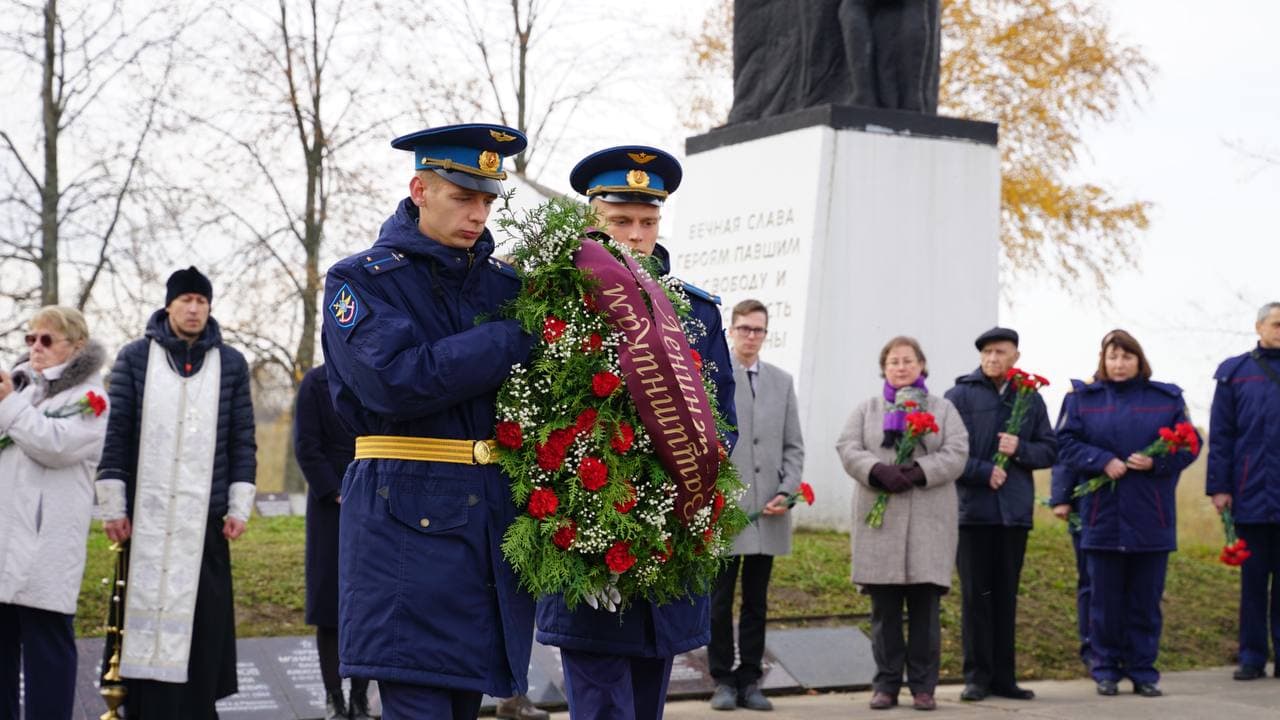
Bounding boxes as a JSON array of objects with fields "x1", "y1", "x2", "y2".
[
  {"x1": 379, "y1": 681, "x2": 481, "y2": 720},
  {"x1": 709, "y1": 554, "x2": 774, "y2": 687},
  {"x1": 866, "y1": 584, "x2": 942, "y2": 695},
  {"x1": 1236, "y1": 522, "x2": 1280, "y2": 669},
  {"x1": 316, "y1": 626, "x2": 368, "y2": 700},
  {"x1": 1086, "y1": 550, "x2": 1168, "y2": 684},
  {"x1": 1071, "y1": 531, "x2": 1092, "y2": 667},
  {"x1": 956, "y1": 525, "x2": 1028, "y2": 690},
  {"x1": 560, "y1": 649, "x2": 674, "y2": 720},
  {"x1": 0, "y1": 603, "x2": 76, "y2": 720}
]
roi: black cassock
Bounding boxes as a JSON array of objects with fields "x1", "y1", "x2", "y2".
[{"x1": 294, "y1": 365, "x2": 356, "y2": 628}]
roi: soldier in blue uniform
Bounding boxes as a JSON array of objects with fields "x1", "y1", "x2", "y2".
[
  {"x1": 320, "y1": 123, "x2": 536, "y2": 720},
  {"x1": 534, "y1": 146, "x2": 738, "y2": 720}
]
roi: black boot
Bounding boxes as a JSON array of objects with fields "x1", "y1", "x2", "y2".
[
  {"x1": 350, "y1": 679, "x2": 374, "y2": 720},
  {"x1": 325, "y1": 689, "x2": 348, "y2": 720}
]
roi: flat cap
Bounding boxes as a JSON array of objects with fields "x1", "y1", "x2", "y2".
[{"x1": 975, "y1": 326, "x2": 1019, "y2": 350}]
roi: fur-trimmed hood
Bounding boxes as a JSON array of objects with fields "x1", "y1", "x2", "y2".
[{"x1": 10, "y1": 340, "x2": 108, "y2": 399}]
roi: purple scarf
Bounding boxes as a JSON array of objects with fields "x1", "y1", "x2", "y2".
[{"x1": 882, "y1": 376, "x2": 928, "y2": 448}]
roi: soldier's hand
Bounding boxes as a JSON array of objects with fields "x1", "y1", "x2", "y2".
[
  {"x1": 584, "y1": 574, "x2": 622, "y2": 613},
  {"x1": 223, "y1": 516, "x2": 247, "y2": 540},
  {"x1": 1212, "y1": 493, "x2": 1232, "y2": 513},
  {"x1": 1052, "y1": 504, "x2": 1072, "y2": 521},
  {"x1": 996, "y1": 432, "x2": 1020, "y2": 457},
  {"x1": 103, "y1": 517, "x2": 132, "y2": 543},
  {"x1": 1125, "y1": 453, "x2": 1154, "y2": 471}
]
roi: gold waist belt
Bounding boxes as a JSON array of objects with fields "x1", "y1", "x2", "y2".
[{"x1": 354, "y1": 436, "x2": 496, "y2": 465}]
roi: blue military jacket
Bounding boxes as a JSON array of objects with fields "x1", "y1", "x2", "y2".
[
  {"x1": 945, "y1": 368, "x2": 1057, "y2": 527},
  {"x1": 1207, "y1": 346, "x2": 1280, "y2": 524},
  {"x1": 1057, "y1": 378, "x2": 1200, "y2": 553},
  {"x1": 321, "y1": 197, "x2": 534, "y2": 696},
  {"x1": 535, "y1": 243, "x2": 738, "y2": 659}
]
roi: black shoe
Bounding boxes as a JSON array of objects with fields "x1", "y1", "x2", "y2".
[
  {"x1": 1234, "y1": 665, "x2": 1265, "y2": 681},
  {"x1": 991, "y1": 685, "x2": 1035, "y2": 700},
  {"x1": 959, "y1": 685, "x2": 987, "y2": 701},
  {"x1": 1133, "y1": 682, "x2": 1162, "y2": 697},
  {"x1": 325, "y1": 689, "x2": 348, "y2": 720},
  {"x1": 1095, "y1": 680, "x2": 1118, "y2": 696},
  {"x1": 710, "y1": 683, "x2": 738, "y2": 711},
  {"x1": 495, "y1": 694, "x2": 549, "y2": 719},
  {"x1": 738, "y1": 682, "x2": 773, "y2": 711}
]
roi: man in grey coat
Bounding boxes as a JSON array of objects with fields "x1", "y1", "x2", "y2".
[{"x1": 709, "y1": 299, "x2": 805, "y2": 712}]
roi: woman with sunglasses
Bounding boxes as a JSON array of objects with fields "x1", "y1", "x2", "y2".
[{"x1": 0, "y1": 306, "x2": 109, "y2": 720}]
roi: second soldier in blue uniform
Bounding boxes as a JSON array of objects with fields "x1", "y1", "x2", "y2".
[
  {"x1": 321, "y1": 124, "x2": 535, "y2": 720},
  {"x1": 534, "y1": 146, "x2": 738, "y2": 720}
]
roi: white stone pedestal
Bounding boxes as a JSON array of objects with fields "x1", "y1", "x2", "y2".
[{"x1": 672, "y1": 105, "x2": 1001, "y2": 531}]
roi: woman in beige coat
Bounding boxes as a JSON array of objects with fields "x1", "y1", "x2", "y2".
[{"x1": 836, "y1": 336, "x2": 967, "y2": 711}]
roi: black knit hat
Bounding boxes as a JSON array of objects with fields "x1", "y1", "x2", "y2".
[{"x1": 165, "y1": 266, "x2": 213, "y2": 306}]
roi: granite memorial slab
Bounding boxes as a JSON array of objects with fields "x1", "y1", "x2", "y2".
[
  {"x1": 254, "y1": 492, "x2": 295, "y2": 517},
  {"x1": 766, "y1": 625, "x2": 876, "y2": 690}
]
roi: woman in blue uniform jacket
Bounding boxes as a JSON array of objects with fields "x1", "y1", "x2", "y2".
[{"x1": 1057, "y1": 329, "x2": 1201, "y2": 698}]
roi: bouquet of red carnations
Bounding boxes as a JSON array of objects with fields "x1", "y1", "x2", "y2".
[
  {"x1": 993, "y1": 368, "x2": 1049, "y2": 469},
  {"x1": 1219, "y1": 508, "x2": 1251, "y2": 567},
  {"x1": 0, "y1": 390, "x2": 107, "y2": 451},
  {"x1": 866, "y1": 404, "x2": 938, "y2": 528},
  {"x1": 1072, "y1": 421, "x2": 1199, "y2": 498}
]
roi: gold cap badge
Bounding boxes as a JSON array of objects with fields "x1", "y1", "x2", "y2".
[
  {"x1": 490, "y1": 129, "x2": 517, "y2": 142},
  {"x1": 478, "y1": 150, "x2": 501, "y2": 173},
  {"x1": 626, "y1": 169, "x2": 650, "y2": 188},
  {"x1": 627, "y1": 152, "x2": 656, "y2": 164}
]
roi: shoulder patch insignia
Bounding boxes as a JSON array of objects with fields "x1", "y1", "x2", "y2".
[
  {"x1": 487, "y1": 257, "x2": 519, "y2": 280},
  {"x1": 327, "y1": 282, "x2": 366, "y2": 332},
  {"x1": 361, "y1": 250, "x2": 409, "y2": 275},
  {"x1": 682, "y1": 281, "x2": 721, "y2": 306}
]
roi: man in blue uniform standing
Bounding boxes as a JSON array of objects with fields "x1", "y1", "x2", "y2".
[
  {"x1": 321, "y1": 123, "x2": 535, "y2": 720},
  {"x1": 534, "y1": 146, "x2": 737, "y2": 720}
]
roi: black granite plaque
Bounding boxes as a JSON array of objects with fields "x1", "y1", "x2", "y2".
[
  {"x1": 253, "y1": 635, "x2": 382, "y2": 719},
  {"x1": 214, "y1": 645, "x2": 293, "y2": 718},
  {"x1": 254, "y1": 492, "x2": 295, "y2": 517},
  {"x1": 765, "y1": 626, "x2": 876, "y2": 690}
]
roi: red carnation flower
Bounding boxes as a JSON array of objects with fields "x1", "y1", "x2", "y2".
[
  {"x1": 542, "y1": 315, "x2": 568, "y2": 343},
  {"x1": 578, "y1": 456, "x2": 608, "y2": 491},
  {"x1": 85, "y1": 391, "x2": 108, "y2": 417},
  {"x1": 496, "y1": 421, "x2": 523, "y2": 449},
  {"x1": 605, "y1": 541, "x2": 637, "y2": 574},
  {"x1": 582, "y1": 292, "x2": 598, "y2": 312},
  {"x1": 690, "y1": 349, "x2": 703, "y2": 371},
  {"x1": 575, "y1": 408, "x2": 598, "y2": 435},
  {"x1": 611, "y1": 422, "x2": 635, "y2": 454},
  {"x1": 548, "y1": 427, "x2": 575, "y2": 453},
  {"x1": 536, "y1": 441, "x2": 565, "y2": 472},
  {"x1": 710, "y1": 492, "x2": 725, "y2": 523},
  {"x1": 582, "y1": 332, "x2": 603, "y2": 353},
  {"x1": 527, "y1": 487, "x2": 559, "y2": 519},
  {"x1": 553, "y1": 521, "x2": 577, "y2": 550},
  {"x1": 614, "y1": 482, "x2": 637, "y2": 514},
  {"x1": 592, "y1": 371, "x2": 621, "y2": 398},
  {"x1": 799, "y1": 481, "x2": 816, "y2": 505}
]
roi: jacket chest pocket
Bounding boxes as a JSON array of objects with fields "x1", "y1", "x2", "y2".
[{"x1": 386, "y1": 479, "x2": 472, "y2": 535}]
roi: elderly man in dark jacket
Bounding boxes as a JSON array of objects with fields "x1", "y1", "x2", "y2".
[
  {"x1": 96, "y1": 266, "x2": 257, "y2": 718},
  {"x1": 1209, "y1": 301, "x2": 1280, "y2": 681},
  {"x1": 944, "y1": 328, "x2": 1056, "y2": 702}
]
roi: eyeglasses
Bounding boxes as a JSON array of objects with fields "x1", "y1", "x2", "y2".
[
  {"x1": 24, "y1": 333, "x2": 67, "y2": 348},
  {"x1": 733, "y1": 325, "x2": 768, "y2": 337}
]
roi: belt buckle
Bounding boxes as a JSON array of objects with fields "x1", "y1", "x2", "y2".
[{"x1": 472, "y1": 440, "x2": 494, "y2": 465}]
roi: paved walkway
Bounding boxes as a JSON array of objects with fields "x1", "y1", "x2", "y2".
[{"x1": 542, "y1": 667, "x2": 1280, "y2": 719}]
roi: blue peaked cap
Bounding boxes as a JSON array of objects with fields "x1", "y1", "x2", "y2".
[
  {"x1": 390, "y1": 123, "x2": 527, "y2": 195},
  {"x1": 570, "y1": 146, "x2": 682, "y2": 206}
]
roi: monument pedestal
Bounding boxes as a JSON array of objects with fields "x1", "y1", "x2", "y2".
[{"x1": 673, "y1": 105, "x2": 1000, "y2": 531}]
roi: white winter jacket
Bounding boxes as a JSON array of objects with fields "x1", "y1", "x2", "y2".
[{"x1": 0, "y1": 342, "x2": 109, "y2": 614}]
